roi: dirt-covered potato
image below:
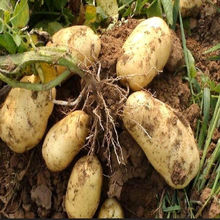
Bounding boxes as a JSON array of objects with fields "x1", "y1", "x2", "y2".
[
  {"x1": 98, "y1": 198, "x2": 124, "y2": 218},
  {"x1": 40, "y1": 25, "x2": 101, "y2": 81},
  {"x1": 179, "y1": 0, "x2": 202, "y2": 17},
  {"x1": 51, "y1": 25, "x2": 101, "y2": 65},
  {"x1": 116, "y1": 17, "x2": 172, "y2": 91},
  {"x1": 42, "y1": 110, "x2": 89, "y2": 172},
  {"x1": 0, "y1": 75, "x2": 56, "y2": 153},
  {"x1": 122, "y1": 91, "x2": 200, "y2": 189},
  {"x1": 65, "y1": 155, "x2": 103, "y2": 218}
]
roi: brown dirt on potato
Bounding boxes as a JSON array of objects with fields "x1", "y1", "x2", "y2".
[{"x1": 0, "y1": 1, "x2": 220, "y2": 219}]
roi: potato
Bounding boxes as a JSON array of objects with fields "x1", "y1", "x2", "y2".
[
  {"x1": 178, "y1": 0, "x2": 202, "y2": 18},
  {"x1": 0, "y1": 75, "x2": 56, "y2": 153},
  {"x1": 116, "y1": 17, "x2": 172, "y2": 91},
  {"x1": 122, "y1": 91, "x2": 200, "y2": 189},
  {"x1": 98, "y1": 198, "x2": 124, "y2": 218},
  {"x1": 65, "y1": 155, "x2": 103, "y2": 218},
  {"x1": 46, "y1": 25, "x2": 101, "y2": 77},
  {"x1": 42, "y1": 110, "x2": 90, "y2": 172}
]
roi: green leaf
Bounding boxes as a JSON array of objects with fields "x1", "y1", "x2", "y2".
[
  {"x1": 10, "y1": 0, "x2": 29, "y2": 28},
  {"x1": 209, "y1": 55, "x2": 220, "y2": 61},
  {"x1": 54, "y1": 0, "x2": 68, "y2": 11},
  {"x1": 4, "y1": 10, "x2": 11, "y2": 23},
  {"x1": 187, "y1": 49, "x2": 197, "y2": 78},
  {"x1": 191, "y1": 78, "x2": 201, "y2": 93},
  {"x1": 214, "y1": 84, "x2": 220, "y2": 93},
  {"x1": 35, "y1": 20, "x2": 63, "y2": 35},
  {"x1": 122, "y1": 6, "x2": 132, "y2": 17},
  {"x1": 12, "y1": 34, "x2": 22, "y2": 46},
  {"x1": 161, "y1": 0, "x2": 173, "y2": 26},
  {"x1": 0, "y1": 33, "x2": 17, "y2": 53},
  {"x1": 47, "y1": 21, "x2": 63, "y2": 35},
  {"x1": 0, "y1": 16, "x2": 3, "y2": 33},
  {"x1": 85, "y1": 0, "x2": 95, "y2": 5},
  {"x1": 135, "y1": 0, "x2": 150, "y2": 15},
  {"x1": 0, "y1": 0, "x2": 13, "y2": 12},
  {"x1": 84, "y1": 5, "x2": 97, "y2": 25},
  {"x1": 17, "y1": 40, "x2": 28, "y2": 53},
  {"x1": 62, "y1": 8, "x2": 75, "y2": 26},
  {"x1": 204, "y1": 43, "x2": 220, "y2": 54},
  {"x1": 146, "y1": 0, "x2": 163, "y2": 18},
  {"x1": 172, "y1": 0, "x2": 179, "y2": 30}
]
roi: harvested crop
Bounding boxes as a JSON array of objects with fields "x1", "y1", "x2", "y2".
[
  {"x1": 65, "y1": 155, "x2": 103, "y2": 218},
  {"x1": 42, "y1": 110, "x2": 90, "y2": 172},
  {"x1": 116, "y1": 17, "x2": 172, "y2": 91},
  {"x1": 98, "y1": 198, "x2": 124, "y2": 218},
  {"x1": 122, "y1": 91, "x2": 200, "y2": 189},
  {"x1": 0, "y1": 75, "x2": 56, "y2": 153}
]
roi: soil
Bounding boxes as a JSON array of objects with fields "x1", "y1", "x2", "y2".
[{"x1": 0, "y1": 1, "x2": 220, "y2": 219}]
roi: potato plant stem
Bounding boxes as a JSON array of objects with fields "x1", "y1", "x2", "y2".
[
  {"x1": 0, "y1": 47, "x2": 85, "y2": 91},
  {"x1": 0, "y1": 70, "x2": 71, "y2": 91}
]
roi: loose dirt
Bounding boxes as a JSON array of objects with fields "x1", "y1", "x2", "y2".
[{"x1": 0, "y1": 1, "x2": 219, "y2": 218}]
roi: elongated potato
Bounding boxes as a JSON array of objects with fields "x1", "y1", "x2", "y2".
[
  {"x1": 117, "y1": 17, "x2": 172, "y2": 91},
  {"x1": 42, "y1": 110, "x2": 90, "y2": 172},
  {"x1": 0, "y1": 75, "x2": 56, "y2": 153},
  {"x1": 98, "y1": 198, "x2": 124, "y2": 218},
  {"x1": 179, "y1": 0, "x2": 202, "y2": 17},
  {"x1": 65, "y1": 155, "x2": 103, "y2": 218},
  {"x1": 122, "y1": 91, "x2": 200, "y2": 189}
]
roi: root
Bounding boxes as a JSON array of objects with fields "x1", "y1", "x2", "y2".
[{"x1": 76, "y1": 61, "x2": 129, "y2": 167}]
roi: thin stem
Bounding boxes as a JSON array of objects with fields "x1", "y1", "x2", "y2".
[
  {"x1": 118, "y1": 0, "x2": 135, "y2": 11},
  {"x1": 195, "y1": 167, "x2": 220, "y2": 218},
  {"x1": 0, "y1": 70, "x2": 71, "y2": 91},
  {"x1": 179, "y1": 9, "x2": 196, "y2": 103},
  {"x1": 0, "y1": 47, "x2": 85, "y2": 91},
  {"x1": 0, "y1": 47, "x2": 83, "y2": 75},
  {"x1": 184, "y1": 189, "x2": 195, "y2": 218},
  {"x1": 199, "y1": 139, "x2": 220, "y2": 191},
  {"x1": 193, "y1": 96, "x2": 220, "y2": 188}
]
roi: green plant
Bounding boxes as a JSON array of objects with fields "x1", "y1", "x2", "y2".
[{"x1": 0, "y1": 0, "x2": 32, "y2": 54}]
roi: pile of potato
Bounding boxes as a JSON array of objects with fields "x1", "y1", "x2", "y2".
[{"x1": 0, "y1": 2, "x2": 202, "y2": 217}]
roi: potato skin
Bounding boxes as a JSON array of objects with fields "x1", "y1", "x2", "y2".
[
  {"x1": 116, "y1": 17, "x2": 171, "y2": 91},
  {"x1": 65, "y1": 155, "x2": 103, "y2": 218},
  {"x1": 179, "y1": 0, "x2": 202, "y2": 17},
  {"x1": 122, "y1": 91, "x2": 200, "y2": 189},
  {"x1": 51, "y1": 25, "x2": 101, "y2": 67},
  {"x1": 42, "y1": 110, "x2": 90, "y2": 172},
  {"x1": 98, "y1": 198, "x2": 124, "y2": 218},
  {"x1": 0, "y1": 75, "x2": 56, "y2": 153}
]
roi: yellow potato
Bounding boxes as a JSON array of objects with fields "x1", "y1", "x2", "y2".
[
  {"x1": 39, "y1": 26, "x2": 101, "y2": 82},
  {"x1": 122, "y1": 91, "x2": 200, "y2": 189},
  {"x1": 179, "y1": 0, "x2": 202, "y2": 17},
  {"x1": 98, "y1": 198, "x2": 124, "y2": 218},
  {"x1": 65, "y1": 155, "x2": 103, "y2": 218},
  {"x1": 51, "y1": 25, "x2": 101, "y2": 68},
  {"x1": 42, "y1": 110, "x2": 90, "y2": 172},
  {"x1": 117, "y1": 17, "x2": 172, "y2": 91},
  {"x1": 39, "y1": 62, "x2": 67, "y2": 83},
  {"x1": 0, "y1": 75, "x2": 56, "y2": 153}
]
